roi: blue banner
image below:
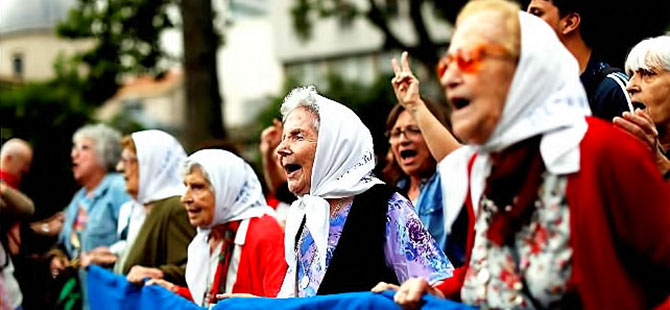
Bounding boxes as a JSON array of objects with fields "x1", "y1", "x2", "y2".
[{"x1": 88, "y1": 266, "x2": 474, "y2": 310}]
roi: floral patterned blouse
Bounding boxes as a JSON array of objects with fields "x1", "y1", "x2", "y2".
[
  {"x1": 296, "y1": 192, "x2": 453, "y2": 297},
  {"x1": 461, "y1": 173, "x2": 572, "y2": 309}
]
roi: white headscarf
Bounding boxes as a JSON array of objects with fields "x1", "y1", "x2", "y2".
[
  {"x1": 278, "y1": 87, "x2": 383, "y2": 297},
  {"x1": 132, "y1": 130, "x2": 187, "y2": 205},
  {"x1": 184, "y1": 149, "x2": 274, "y2": 306},
  {"x1": 440, "y1": 12, "x2": 591, "y2": 233}
]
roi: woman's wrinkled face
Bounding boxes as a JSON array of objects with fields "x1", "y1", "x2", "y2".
[
  {"x1": 440, "y1": 11, "x2": 517, "y2": 145},
  {"x1": 116, "y1": 147, "x2": 139, "y2": 199},
  {"x1": 627, "y1": 67, "x2": 670, "y2": 126},
  {"x1": 71, "y1": 137, "x2": 102, "y2": 184},
  {"x1": 276, "y1": 108, "x2": 318, "y2": 196},
  {"x1": 181, "y1": 167, "x2": 216, "y2": 227},
  {"x1": 389, "y1": 110, "x2": 435, "y2": 177}
]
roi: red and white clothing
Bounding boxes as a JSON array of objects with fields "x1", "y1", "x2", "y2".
[
  {"x1": 174, "y1": 215, "x2": 286, "y2": 303},
  {"x1": 182, "y1": 149, "x2": 284, "y2": 307},
  {"x1": 436, "y1": 118, "x2": 670, "y2": 309},
  {"x1": 433, "y1": 12, "x2": 670, "y2": 310}
]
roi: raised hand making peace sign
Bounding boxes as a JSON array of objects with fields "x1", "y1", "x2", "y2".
[
  {"x1": 391, "y1": 51, "x2": 423, "y2": 113},
  {"x1": 389, "y1": 52, "x2": 460, "y2": 161}
]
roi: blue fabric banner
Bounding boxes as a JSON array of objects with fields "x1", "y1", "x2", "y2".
[{"x1": 88, "y1": 266, "x2": 474, "y2": 310}]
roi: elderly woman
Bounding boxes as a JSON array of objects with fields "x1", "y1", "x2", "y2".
[
  {"x1": 379, "y1": 1, "x2": 670, "y2": 309},
  {"x1": 275, "y1": 86, "x2": 453, "y2": 297},
  {"x1": 97, "y1": 130, "x2": 196, "y2": 285},
  {"x1": 50, "y1": 124, "x2": 131, "y2": 309},
  {"x1": 614, "y1": 35, "x2": 670, "y2": 179},
  {"x1": 148, "y1": 149, "x2": 286, "y2": 306}
]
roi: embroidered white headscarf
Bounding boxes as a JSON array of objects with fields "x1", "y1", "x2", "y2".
[
  {"x1": 278, "y1": 86, "x2": 383, "y2": 297},
  {"x1": 132, "y1": 130, "x2": 187, "y2": 205},
  {"x1": 183, "y1": 149, "x2": 274, "y2": 306},
  {"x1": 440, "y1": 12, "x2": 591, "y2": 233}
]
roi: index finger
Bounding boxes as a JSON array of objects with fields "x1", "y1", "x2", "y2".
[
  {"x1": 635, "y1": 108, "x2": 654, "y2": 123},
  {"x1": 401, "y1": 51, "x2": 411, "y2": 73},
  {"x1": 623, "y1": 111, "x2": 657, "y2": 135},
  {"x1": 391, "y1": 57, "x2": 401, "y2": 75}
]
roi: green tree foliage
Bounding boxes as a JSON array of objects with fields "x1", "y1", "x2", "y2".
[
  {"x1": 0, "y1": 64, "x2": 91, "y2": 217},
  {"x1": 57, "y1": 0, "x2": 176, "y2": 105},
  {"x1": 292, "y1": 0, "x2": 670, "y2": 71},
  {"x1": 1, "y1": 0, "x2": 181, "y2": 217},
  {"x1": 290, "y1": 0, "x2": 470, "y2": 70}
]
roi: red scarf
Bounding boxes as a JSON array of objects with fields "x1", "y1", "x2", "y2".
[
  {"x1": 0, "y1": 170, "x2": 20, "y2": 189},
  {"x1": 206, "y1": 220, "x2": 240, "y2": 303},
  {"x1": 485, "y1": 136, "x2": 545, "y2": 246}
]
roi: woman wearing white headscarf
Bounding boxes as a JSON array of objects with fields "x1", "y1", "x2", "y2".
[
  {"x1": 383, "y1": 1, "x2": 670, "y2": 309},
  {"x1": 148, "y1": 149, "x2": 286, "y2": 307},
  {"x1": 110, "y1": 130, "x2": 195, "y2": 285},
  {"x1": 275, "y1": 86, "x2": 453, "y2": 298}
]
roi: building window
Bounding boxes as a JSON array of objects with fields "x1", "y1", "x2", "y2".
[{"x1": 12, "y1": 54, "x2": 24, "y2": 78}]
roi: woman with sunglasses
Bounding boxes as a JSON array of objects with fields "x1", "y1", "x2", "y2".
[{"x1": 375, "y1": 0, "x2": 670, "y2": 309}]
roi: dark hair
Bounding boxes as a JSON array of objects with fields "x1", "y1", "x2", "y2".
[
  {"x1": 549, "y1": 0, "x2": 596, "y2": 48},
  {"x1": 550, "y1": 0, "x2": 579, "y2": 18},
  {"x1": 381, "y1": 98, "x2": 450, "y2": 185}
]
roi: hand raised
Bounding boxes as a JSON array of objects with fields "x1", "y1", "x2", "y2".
[
  {"x1": 260, "y1": 119, "x2": 283, "y2": 154},
  {"x1": 391, "y1": 52, "x2": 422, "y2": 112}
]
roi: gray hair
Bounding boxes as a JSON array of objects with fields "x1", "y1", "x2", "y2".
[
  {"x1": 72, "y1": 124, "x2": 122, "y2": 172},
  {"x1": 280, "y1": 85, "x2": 321, "y2": 133},
  {"x1": 180, "y1": 160, "x2": 214, "y2": 194},
  {"x1": 625, "y1": 35, "x2": 670, "y2": 76}
]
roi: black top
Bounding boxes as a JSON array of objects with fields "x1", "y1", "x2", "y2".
[
  {"x1": 315, "y1": 184, "x2": 400, "y2": 295},
  {"x1": 580, "y1": 53, "x2": 632, "y2": 122}
]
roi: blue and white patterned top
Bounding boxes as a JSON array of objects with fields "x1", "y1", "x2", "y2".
[{"x1": 296, "y1": 192, "x2": 453, "y2": 297}]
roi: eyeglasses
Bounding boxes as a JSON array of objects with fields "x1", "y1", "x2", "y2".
[
  {"x1": 119, "y1": 155, "x2": 138, "y2": 166},
  {"x1": 436, "y1": 43, "x2": 512, "y2": 77},
  {"x1": 386, "y1": 126, "x2": 422, "y2": 141}
]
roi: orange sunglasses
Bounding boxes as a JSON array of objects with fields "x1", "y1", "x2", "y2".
[{"x1": 436, "y1": 43, "x2": 511, "y2": 77}]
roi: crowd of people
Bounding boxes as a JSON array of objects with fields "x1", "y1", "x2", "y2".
[{"x1": 2, "y1": 0, "x2": 670, "y2": 309}]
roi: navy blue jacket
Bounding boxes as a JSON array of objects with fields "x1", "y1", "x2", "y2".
[{"x1": 580, "y1": 53, "x2": 633, "y2": 122}]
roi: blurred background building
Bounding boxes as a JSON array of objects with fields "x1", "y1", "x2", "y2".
[{"x1": 0, "y1": 0, "x2": 92, "y2": 84}]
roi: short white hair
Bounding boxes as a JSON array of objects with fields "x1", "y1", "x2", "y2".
[
  {"x1": 180, "y1": 160, "x2": 214, "y2": 194},
  {"x1": 73, "y1": 124, "x2": 121, "y2": 171},
  {"x1": 625, "y1": 35, "x2": 670, "y2": 76},
  {"x1": 280, "y1": 86, "x2": 321, "y2": 133}
]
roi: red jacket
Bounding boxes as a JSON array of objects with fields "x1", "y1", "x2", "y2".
[
  {"x1": 175, "y1": 215, "x2": 287, "y2": 301},
  {"x1": 436, "y1": 118, "x2": 670, "y2": 309}
]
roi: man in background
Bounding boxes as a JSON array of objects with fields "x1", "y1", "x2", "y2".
[{"x1": 527, "y1": 0, "x2": 634, "y2": 121}]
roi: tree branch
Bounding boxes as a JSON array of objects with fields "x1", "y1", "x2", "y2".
[
  {"x1": 366, "y1": 0, "x2": 409, "y2": 51},
  {"x1": 408, "y1": 0, "x2": 438, "y2": 67}
]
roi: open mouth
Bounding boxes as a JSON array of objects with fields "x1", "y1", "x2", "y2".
[
  {"x1": 451, "y1": 98, "x2": 471, "y2": 110},
  {"x1": 284, "y1": 163, "x2": 301, "y2": 174},
  {"x1": 186, "y1": 208, "x2": 201, "y2": 215},
  {"x1": 400, "y1": 150, "x2": 417, "y2": 160},
  {"x1": 632, "y1": 101, "x2": 647, "y2": 111}
]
